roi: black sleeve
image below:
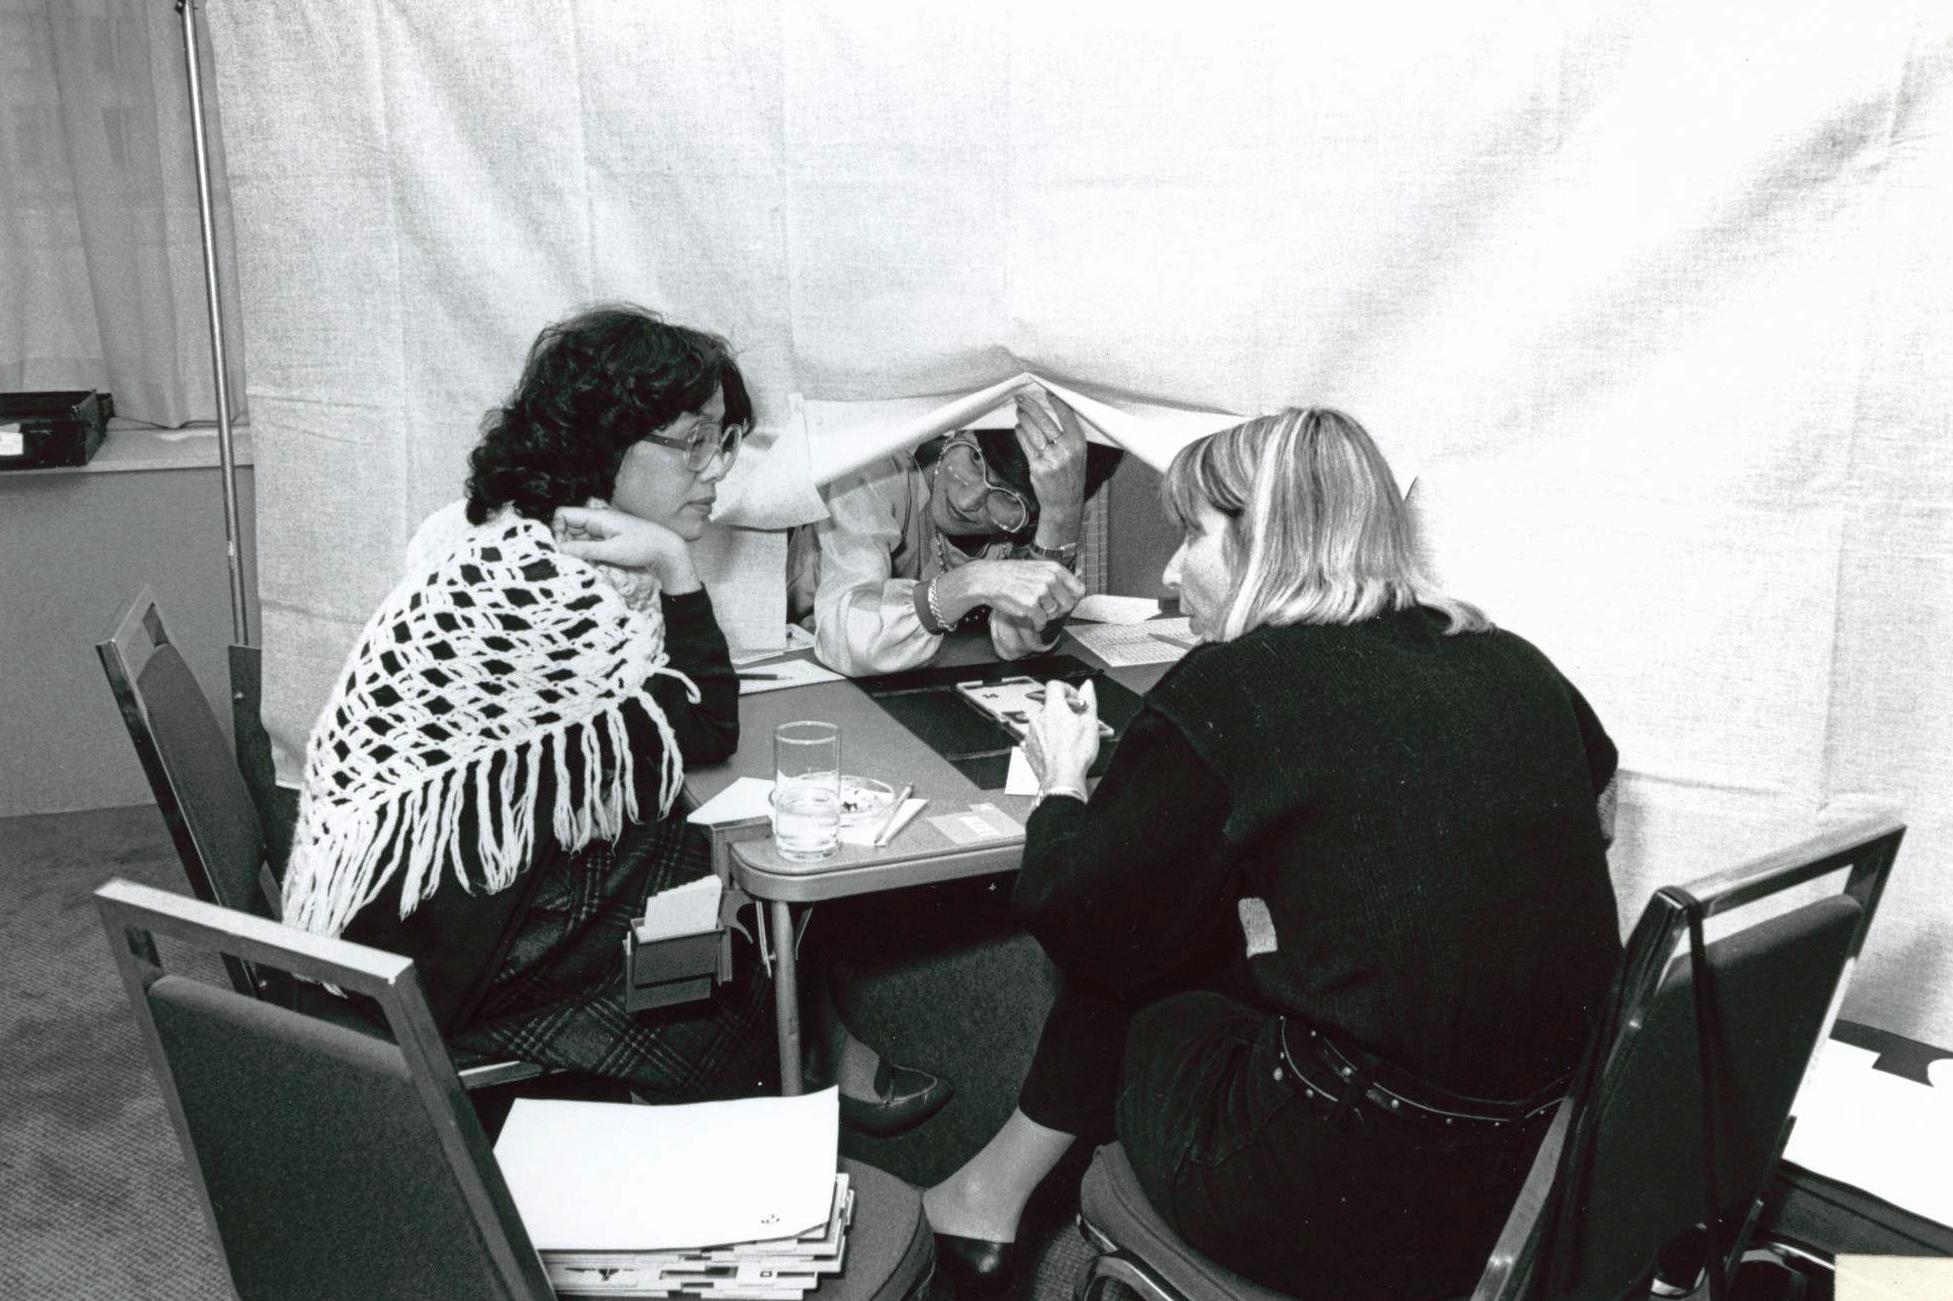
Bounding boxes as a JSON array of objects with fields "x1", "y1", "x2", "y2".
[
  {"x1": 1012, "y1": 703, "x2": 1235, "y2": 993},
  {"x1": 634, "y1": 588, "x2": 739, "y2": 769},
  {"x1": 1565, "y1": 678, "x2": 1617, "y2": 797}
]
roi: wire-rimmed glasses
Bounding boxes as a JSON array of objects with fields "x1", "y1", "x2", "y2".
[{"x1": 938, "y1": 439, "x2": 1031, "y2": 533}]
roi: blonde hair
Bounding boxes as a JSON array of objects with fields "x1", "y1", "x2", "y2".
[{"x1": 1162, "y1": 406, "x2": 1487, "y2": 642}]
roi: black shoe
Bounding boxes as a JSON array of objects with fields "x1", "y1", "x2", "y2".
[
  {"x1": 933, "y1": 1232, "x2": 1017, "y2": 1297},
  {"x1": 837, "y1": 1059, "x2": 954, "y2": 1137}
]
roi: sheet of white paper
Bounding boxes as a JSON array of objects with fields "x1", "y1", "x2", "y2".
[
  {"x1": 1070, "y1": 595, "x2": 1162, "y2": 624},
  {"x1": 1005, "y1": 746, "x2": 1039, "y2": 795},
  {"x1": 1066, "y1": 618, "x2": 1198, "y2": 668},
  {"x1": 1782, "y1": 1040, "x2": 1953, "y2": 1228},
  {"x1": 687, "y1": 776, "x2": 776, "y2": 826},
  {"x1": 839, "y1": 798, "x2": 928, "y2": 847},
  {"x1": 494, "y1": 1089, "x2": 839, "y2": 1251},
  {"x1": 737, "y1": 658, "x2": 846, "y2": 695},
  {"x1": 637, "y1": 875, "x2": 724, "y2": 942}
]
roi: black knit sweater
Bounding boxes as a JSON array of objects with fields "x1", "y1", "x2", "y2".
[{"x1": 1014, "y1": 604, "x2": 1620, "y2": 1100}]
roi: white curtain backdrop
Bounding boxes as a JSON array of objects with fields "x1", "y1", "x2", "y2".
[
  {"x1": 204, "y1": 1, "x2": 1953, "y2": 1045},
  {"x1": 1, "y1": 0, "x2": 244, "y2": 424}
]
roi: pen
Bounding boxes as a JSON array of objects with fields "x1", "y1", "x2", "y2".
[
  {"x1": 1149, "y1": 632, "x2": 1197, "y2": 650},
  {"x1": 737, "y1": 671, "x2": 784, "y2": 681},
  {"x1": 872, "y1": 784, "x2": 916, "y2": 846}
]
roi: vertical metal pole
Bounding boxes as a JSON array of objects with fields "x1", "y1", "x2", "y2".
[{"x1": 179, "y1": 0, "x2": 251, "y2": 646}]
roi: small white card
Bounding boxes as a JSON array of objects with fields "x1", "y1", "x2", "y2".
[
  {"x1": 1005, "y1": 746, "x2": 1039, "y2": 795},
  {"x1": 927, "y1": 802, "x2": 1023, "y2": 845},
  {"x1": 637, "y1": 874, "x2": 723, "y2": 942},
  {"x1": 687, "y1": 776, "x2": 775, "y2": 826}
]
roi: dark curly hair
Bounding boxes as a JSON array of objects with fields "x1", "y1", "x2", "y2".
[{"x1": 465, "y1": 305, "x2": 754, "y2": 524}]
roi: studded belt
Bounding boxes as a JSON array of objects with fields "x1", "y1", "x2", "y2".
[{"x1": 1276, "y1": 1017, "x2": 1565, "y2": 1134}]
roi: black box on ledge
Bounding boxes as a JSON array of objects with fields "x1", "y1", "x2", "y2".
[
  {"x1": 622, "y1": 927, "x2": 725, "y2": 1013},
  {"x1": 0, "y1": 390, "x2": 112, "y2": 470}
]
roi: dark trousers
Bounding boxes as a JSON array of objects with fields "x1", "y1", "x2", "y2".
[{"x1": 1022, "y1": 982, "x2": 1548, "y2": 1301}]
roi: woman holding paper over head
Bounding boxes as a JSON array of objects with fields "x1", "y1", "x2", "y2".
[
  {"x1": 280, "y1": 305, "x2": 943, "y2": 1122},
  {"x1": 788, "y1": 389, "x2": 1125, "y2": 675},
  {"x1": 925, "y1": 408, "x2": 1621, "y2": 1299}
]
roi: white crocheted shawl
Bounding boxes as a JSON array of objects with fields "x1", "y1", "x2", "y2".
[{"x1": 281, "y1": 510, "x2": 693, "y2": 939}]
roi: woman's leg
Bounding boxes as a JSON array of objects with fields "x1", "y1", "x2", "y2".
[{"x1": 924, "y1": 974, "x2": 1133, "y2": 1241}]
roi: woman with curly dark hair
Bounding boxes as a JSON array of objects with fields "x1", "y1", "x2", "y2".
[{"x1": 281, "y1": 305, "x2": 947, "y2": 1120}]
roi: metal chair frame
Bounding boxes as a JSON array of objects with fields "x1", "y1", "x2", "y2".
[
  {"x1": 1072, "y1": 813, "x2": 1905, "y2": 1301},
  {"x1": 95, "y1": 877, "x2": 556, "y2": 1300},
  {"x1": 97, "y1": 586, "x2": 550, "y2": 1092}
]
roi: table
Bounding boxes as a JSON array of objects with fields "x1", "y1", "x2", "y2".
[{"x1": 682, "y1": 631, "x2": 1172, "y2": 1092}]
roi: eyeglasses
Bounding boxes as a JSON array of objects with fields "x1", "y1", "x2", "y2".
[
  {"x1": 938, "y1": 440, "x2": 1031, "y2": 533},
  {"x1": 640, "y1": 420, "x2": 746, "y2": 472}
]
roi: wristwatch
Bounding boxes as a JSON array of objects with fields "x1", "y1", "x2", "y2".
[{"x1": 1028, "y1": 540, "x2": 1080, "y2": 567}]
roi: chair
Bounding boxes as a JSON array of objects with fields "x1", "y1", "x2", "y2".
[
  {"x1": 95, "y1": 879, "x2": 937, "y2": 1301},
  {"x1": 97, "y1": 587, "x2": 549, "y2": 1091},
  {"x1": 1073, "y1": 814, "x2": 1904, "y2": 1301}
]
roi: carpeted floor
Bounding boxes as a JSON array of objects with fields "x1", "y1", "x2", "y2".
[
  {"x1": 0, "y1": 804, "x2": 1100, "y2": 1301},
  {"x1": 0, "y1": 805, "x2": 232, "y2": 1300}
]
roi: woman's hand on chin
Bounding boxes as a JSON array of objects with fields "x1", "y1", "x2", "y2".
[{"x1": 552, "y1": 504, "x2": 701, "y2": 594}]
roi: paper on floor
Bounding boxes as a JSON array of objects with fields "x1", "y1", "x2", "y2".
[{"x1": 1782, "y1": 1039, "x2": 1953, "y2": 1229}]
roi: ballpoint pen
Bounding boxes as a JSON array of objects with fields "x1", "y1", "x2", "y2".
[
  {"x1": 737, "y1": 670, "x2": 784, "y2": 681},
  {"x1": 871, "y1": 784, "x2": 916, "y2": 846}
]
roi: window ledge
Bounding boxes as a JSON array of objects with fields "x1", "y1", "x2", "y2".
[{"x1": 0, "y1": 420, "x2": 254, "y2": 477}]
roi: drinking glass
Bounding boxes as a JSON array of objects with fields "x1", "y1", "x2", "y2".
[{"x1": 772, "y1": 720, "x2": 841, "y2": 863}]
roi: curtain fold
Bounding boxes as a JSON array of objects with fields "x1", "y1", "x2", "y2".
[{"x1": 3, "y1": 0, "x2": 244, "y2": 425}]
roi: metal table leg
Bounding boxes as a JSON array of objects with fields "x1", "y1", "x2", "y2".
[{"x1": 771, "y1": 898, "x2": 803, "y2": 1094}]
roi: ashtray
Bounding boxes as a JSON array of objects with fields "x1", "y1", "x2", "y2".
[{"x1": 837, "y1": 775, "x2": 896, "y2": 828}]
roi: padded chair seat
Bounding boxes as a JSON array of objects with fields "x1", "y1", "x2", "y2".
[
  {"x1": 1081, "y1": 1144, "x2": 1471, "y2": 1301},
  {"x1": 1080, "y1": 1145, "x2": 1293, "y2": 1301},
  {"x1": 833, "y1": 1155, "x2": 936, "y2": 1301}
]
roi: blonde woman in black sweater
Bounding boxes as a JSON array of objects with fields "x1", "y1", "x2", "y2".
[{"x1": 926, "y1": 408, "x2": 1621, "y2": 1301}]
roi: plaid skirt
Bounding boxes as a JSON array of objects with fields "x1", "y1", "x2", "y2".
[{"x1": 451, "y1": 814, "x2": 776, "y2": 1101}]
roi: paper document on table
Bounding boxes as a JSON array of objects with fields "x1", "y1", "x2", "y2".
[
  {"x1": 738, "y1": 658, "x2": 845, "y2": 695},
  {"x1": 1005, "y1": 746, "x2": 1039, "y2": 795},
  {"x1": 1782, "y1": 1040, "x2": 1953, "y2": 1228},
  {"x1": 688, "y1": 776, "x2": 776, "y2": 827},
  {"x1": 1070, "y1": 595, "x2": 1162, "y2": 624},
  {"x1": 732, "y1": 624, "x2": 817, "y2": 666},
  {"x1": 1066, "y1": 618, "x2": 1198, "y2": 667},
  {"x1": 637, "y1": 875, "x2": 724, "y2": 942},
  {"x1": 494, "y1": 1089, "x2": 839, "y2": 1251},
  {"x1": 927, "y1": 802, "x2": 1023, "y2": 845}
]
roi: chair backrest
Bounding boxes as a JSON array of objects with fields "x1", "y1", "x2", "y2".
[
  {"x1": 1475, "y1": 813, "x2": 1904, "y2": 1301},
  {"x1": 95, "y1": 878, "x2": 554, "y2": 1301},
  {"x1": 98, "y1": 589, "x2": 273, "y2": 992}
]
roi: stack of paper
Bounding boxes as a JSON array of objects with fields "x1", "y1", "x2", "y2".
[
  {"x1": 495, "y1": 1090, "x2": 845, "y2": 1299},
  {"x1": 546, "y1": 1174, "x2": 854, "y2": 1298}
]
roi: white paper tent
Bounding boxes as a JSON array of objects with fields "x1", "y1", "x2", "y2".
[{"x1": 205, "y1": 1, "x2": 1953, "y2": 1047}]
